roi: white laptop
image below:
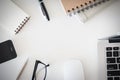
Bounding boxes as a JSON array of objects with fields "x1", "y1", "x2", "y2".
[
  {"x1": 98, "y1": 35, "x2": 120, "y2": 80},
  {"x1": 0, "y1": 56, "x2": 28, "y2": 80}
]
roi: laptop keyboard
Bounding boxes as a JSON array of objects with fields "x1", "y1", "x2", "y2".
[{"x1": 106, "y1": 47, "x2": 120, "y2": 80}]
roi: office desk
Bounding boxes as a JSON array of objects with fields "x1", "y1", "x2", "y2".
[{"x1": 0, "y1": 0, "x2": 120, "y2": 80}]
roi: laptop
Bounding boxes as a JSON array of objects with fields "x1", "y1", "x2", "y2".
[
  {"x1": 0, "y1": 56, "x2": 28, "y2": 80},
  {"x1": 98, "y1": 35, "x2": 120, "y2": 80}
]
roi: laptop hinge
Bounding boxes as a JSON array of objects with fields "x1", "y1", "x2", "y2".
[{"x1": 109, "y1": 36, "x2": 120, "y2": 43}]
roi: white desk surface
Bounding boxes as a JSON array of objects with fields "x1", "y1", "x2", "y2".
[{"x1": 0, "y1": 0, "x2": 120, "y2": 80}]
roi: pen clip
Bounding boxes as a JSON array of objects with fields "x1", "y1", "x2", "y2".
[
  {"x1": 41, "y1": 5, "x2": 46, "y2": 16},
  {"x1": 39, "y1": 0, "x2": 50, "y2": 21}
]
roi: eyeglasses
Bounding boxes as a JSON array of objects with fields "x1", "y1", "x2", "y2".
[{"x1": 32, "y1": 60, "x2": 50, "y2": 80}]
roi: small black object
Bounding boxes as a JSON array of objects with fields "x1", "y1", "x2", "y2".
[
  {"x1": 109, "y1": 36, "x2": 120, "y2": 43},
  {"x1": 106, "y1": 47, "x2": 112, "y2": 51},
  {"x1": 32, "y1": 60, "x2": 50, "y2": 80},
  {"x1": 107, "y1": 64, "x2": 118, "y2": 70},
  {"x1": 0, "y1": 40, "x2": 17, "y2": 63},
  {"x1": 38, "y1": 0, "x2": 50, "y2": 21},
  {"x1": 108, "y1": 77, "x2": 113, "y2": 80},
  {"x1": 113, "y1": 51, "x2": 119, "y2": 57},
  {"x1": 113, "y1": 47, "x2": 119, "y2": 50},
  {"x1": 107, "y1": 58, "x2": 116, "y2": 63},
  {"x1": 107, "y1": 71, "x2": 120, "y2": 76},
  {"x1": 106, "y1": 52, "x2": 112, "y2": 57}
]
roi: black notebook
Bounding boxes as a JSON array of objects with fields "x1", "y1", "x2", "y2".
[{"x1": 0, "y1": 40, "x2": 17, "y2": 64}]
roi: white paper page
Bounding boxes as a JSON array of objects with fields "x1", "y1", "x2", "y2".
[
  {"x1": 0, "y1": 0, "x2": 30, "y2": 35},
  {"x1": 76, "y1": 0, "x2": 115, "y2": 23}
]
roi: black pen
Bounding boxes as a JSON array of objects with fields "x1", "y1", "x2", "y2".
[{"x1": 39, "y1": 0, "x2": 50, "y2": 21}]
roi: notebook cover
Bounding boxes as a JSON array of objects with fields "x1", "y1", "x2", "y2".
[
  {"x1": 0, "y1": 0, "x2": 30, "y2": 35},
  {"x1": 0, "y1": 56, "x2": 28, "y2": 80},
  {"x1": 61, "y1": 0, "x2": 94, "y2": 13},
  {"x1": 76, "y1": 0, "x2": 115, "y2": 22}
]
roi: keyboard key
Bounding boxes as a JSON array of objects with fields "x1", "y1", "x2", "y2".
[
  {"x1": 113, "y1": 51, "x2": 119, "y2": 57},
  {"x1": 108, "y1": 77, "x2": 113, "y2": 80},
  {"x1": 107, "y1": 64, "x2": 117, "y2": 70},
  {"x1": 107, "y1": 71, "x2": 120, "y2": 76},
  {"x1": 114, "y1": 77, "x2": 120, "y2": 80},
  {"x1": 106, "y1": 47, "x2": 112, "y2": 51},
  {"x1": 106, "y1": 52, "x2": 112, "y2": 57},
  {"x1": 117, "y1": 58, "x2": 120, "y2": 63},
  {"x1": 113, "y1": 47, "x2": 119, "y2": 50},
  {"x1": 107, "y1": 58, "x2": 116, "y2": 63}
]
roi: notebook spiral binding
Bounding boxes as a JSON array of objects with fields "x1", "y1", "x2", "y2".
[
  {"x1": 14, "y1": 17, "x2": 30, "y2": 34},
  {"x1": 67, "y1": 0, "x2": 111, "y2": 16}
]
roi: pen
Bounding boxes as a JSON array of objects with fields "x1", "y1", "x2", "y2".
[{"x1": 39, "y1": 0, "x2": 50, "y2": 21}]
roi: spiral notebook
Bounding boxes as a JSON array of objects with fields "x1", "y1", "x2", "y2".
[
  {"x1": 61, "y1": 0, "x2": 115, "y2": 22},
  {"x1": 0, "y1": 0, "x2": 30, "y2": 35}
]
